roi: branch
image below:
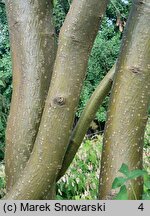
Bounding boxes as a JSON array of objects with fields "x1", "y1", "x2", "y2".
[{"x1": 57, "y1": 64, "x2": 116, "y2": 180}]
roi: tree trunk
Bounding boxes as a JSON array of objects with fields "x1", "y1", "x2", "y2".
[
  {"x1": 5, "y1": 0, "x2": 56, "y2": 191},
  {"x1": 3, "y1": 0, "x2": 109, "y2": 200},
  {"x1": 99, "y1": 0, "x2": 150, "y2": 200}
]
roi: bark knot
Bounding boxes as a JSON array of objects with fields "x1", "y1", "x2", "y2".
[
  {"x1": 138, "y1": 0, "x2": 144, "y2": 4},
  {"x1": 130, "y1": 66, "x2": 141, "y2": 74},
  {"x1": 53, "y1": 96, "x2": 65, "y2": 106}
]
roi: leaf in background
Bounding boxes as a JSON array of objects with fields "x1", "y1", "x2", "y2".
[
  {"x1": 0, "y1": 80, "x2": 5, "y2": 87},
  {"x1": 144, "y1": 181, "x2": 150, "y2": 189},
  {"x1": 127, "y1": 170, "x2": 147, "y2": 180},
  {"x1": 142, "y1": 193, "x2": 150, "y2": 200},
  {"x1": 112, "y1": 177, "x2": 127, "y2": 189},
  {"x1": 0, "y1": 177, "x2": 4, "y2": 188},
  {"x1": 119, "y1": 163, "x2": 129, "y2": 177},
  {"x1": 115, "y1": 185, "x2": 128, "y2": 200}
]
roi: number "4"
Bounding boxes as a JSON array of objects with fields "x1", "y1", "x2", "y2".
[{"x1": 138, "y1": 203, "x2": 144, "y2": 211}]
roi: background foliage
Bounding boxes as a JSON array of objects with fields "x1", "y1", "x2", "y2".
[{"x1": 0, "y1": 1, "x2": 12, "y2": 160}]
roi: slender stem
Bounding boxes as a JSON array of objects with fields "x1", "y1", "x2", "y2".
[
  {"x1": 130, "y1": 182, "x2": 137, "y2": 200},
  {"x1": 57, "y1": 64, "x2": 115, "y2": 180}
]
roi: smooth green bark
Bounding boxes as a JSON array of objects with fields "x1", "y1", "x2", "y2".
[
  {"x1": 99, "y1": 0, "x2": 150, "y2": 200},
  {"x1": 3, "y1": 0, "x2": 109, "y2": 199},
  {"x1": 5, "y1": 0, "x2": 56, "y2": 191},
  {"x1": 57, "y1": 64, "x2": 115, "y2": 180}
]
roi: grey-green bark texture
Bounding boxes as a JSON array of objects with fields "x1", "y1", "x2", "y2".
[
  {"x1": 99, "y1": 0, "x2": 150, "y2": 200},
  {"x1": 3, "y1": 0, "x2": 109, "y2": 200},
  {"x1": 5, "y1": 0, "x2": 56, "y2": 191},
  {"x1": 57, "y1": 64, "x2": 115, "y2": 181}
]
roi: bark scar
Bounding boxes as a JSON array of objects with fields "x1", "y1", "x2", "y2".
[
  {"x1": 139, "y1": 0, "x2": 144, "y2": 5},
  {"x1": 130, "y1": 66, "x2": 142, "y2": 74}
]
